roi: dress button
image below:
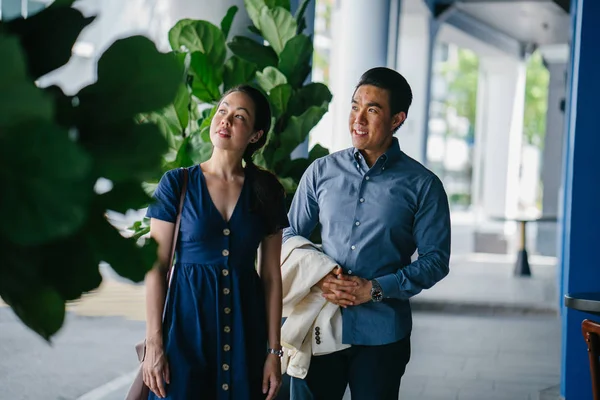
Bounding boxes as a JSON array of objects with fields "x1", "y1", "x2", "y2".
[
  {"x1": 224, "y1": 344, "x2": 231, "y2": 351},
  {"x1": 223, "y1": 228, "x2": 230, "y2": 236},
  {"x1": 355, "y1": 221, "x2": 360, "y2": 226},
  {"x1": 223, "y1": 364, "x2": 230, "y2": 371},
  {"x1": 222, "y1": 384, "x2": 229, "y2": 391},
  {"x1": 222, "y1": 249, "x2": 230, "y2": 256},
  {"x1": 222, "y1": 269, "x2": 229, "y2": 276},
  {"x1": 223, "y1": 288, "x2": 230, "y2": 295},
  {"x1": 365, "y1": 176, "x2": 370, "y2": 181},
  {"x1": 359, "y1": 198, "x2": 365, "y2": 203},
  {"x1": 224, "y1": 326, "x2": 231, "y2": 333},
  {"x1": 351, "y1": 245, "x2": 356, "y2": 250},
  {"x1": 224, "y1": 307, "x2": 231, "y2": 314}
]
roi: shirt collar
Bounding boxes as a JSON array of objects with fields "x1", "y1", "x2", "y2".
[{"x1": 352, "y1": 137, "x2": 403, "y2": 167}]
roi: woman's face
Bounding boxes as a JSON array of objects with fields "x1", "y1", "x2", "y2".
[{"x1": 210, "y1": 91, "x2": 263, "y2": 153}]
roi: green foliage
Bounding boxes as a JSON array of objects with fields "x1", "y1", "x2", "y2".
[
  {"x1": 441, "y1": 47, "x2": 479, "y2": 134},
  {"x1": 523, "y1": 51, "x2": 549, "y2": 147},
  {"x1": 136, "y1": 0, "x2": 331, "y2": 226},
  {"x1": 0, "y1": 5, "x2": 183, "y2": 340}
]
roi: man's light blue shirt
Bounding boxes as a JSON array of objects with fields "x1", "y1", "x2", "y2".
[{"x1": 283, "y1": 138, "x2": 451, "y2": 346}]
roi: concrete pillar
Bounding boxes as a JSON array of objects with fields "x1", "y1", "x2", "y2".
[
  {"x1": 560, "y1": 0, "x2": 600, "y2": 398},
  {"x1": 395, "y1": 8, "x2": 430, "y2": 163},
  {"x1": 472, "y1": 56, "x2": 526, "y2": 218},
  {"x1": 536, "y1": 57, "x2": 567, "y2": 257},
  {"x1": 470, "y1": 55, "x2": 526, "y2": 251},
  {"x1": 326, "y1": 0, "x2": 392, "y2": 152}
]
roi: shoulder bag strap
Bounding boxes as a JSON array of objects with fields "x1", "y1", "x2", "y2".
[{"x1": 166, "y1": 167, "x2": 189, "y2": 287}]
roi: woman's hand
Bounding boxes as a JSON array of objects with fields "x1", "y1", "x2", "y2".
[
  {"x1": 262, "y1": 354, "x2": 282, "y2": 400},
  {"x1": 142, "y1": 340, "x2": 170, "y2": 398}
]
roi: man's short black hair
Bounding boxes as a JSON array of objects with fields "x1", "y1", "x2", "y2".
[{"x1": 355, "y1": 67, "x2": 413, "y2": 131}]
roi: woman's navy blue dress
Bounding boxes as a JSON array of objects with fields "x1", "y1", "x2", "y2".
[{"x1": 146, "y1": 165, "x2": 288, "y2": 400}]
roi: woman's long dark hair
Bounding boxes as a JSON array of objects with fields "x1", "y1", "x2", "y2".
[{"x1": 217, "y1": 85, "x2": 286, "y2": 234}]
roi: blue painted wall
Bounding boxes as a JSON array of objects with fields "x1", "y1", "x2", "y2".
[{"x1": 560, "y1": 0, "x2": 600, "y2": 398}]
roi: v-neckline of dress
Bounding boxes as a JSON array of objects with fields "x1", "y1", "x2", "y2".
[{"x1": 198, "y1": 166, "x2": 247, "y2": 225}]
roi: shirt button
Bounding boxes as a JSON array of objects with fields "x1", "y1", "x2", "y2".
[
  {"x1": 359, "y1": 198, "x2": 365, "y2": 203},
  {"x1": 355, "y1": 221, "x2": 360, "y2": 226},
  {"x1": 348, "y1": 270, "x2": 353, "y2": 274},
  {"x1": 224, "y1": 307, "x2": 231, "y2": 314},
  {"x1": 223, "y1": 364, "x2": 230, "y2": 371},
  {"x1": 382, "y1": 167, "x2": 386, "y2": 171},
  {"x1": 351, "y1": 245, "x2": 356, "y2": 250},
  {"x1": 222, "y1": 269, "x2": 229, "y2": 276},
  {"x1": 223, "y1": 288, "x2": 230, "y2": 295},
  {"x1": 224, "y1": 326, "x2": 231, "y2": 333},
  {"x1": 222, "y1": 249, "x2": 230, "y2": 256},
  {"x1": 223, "y1": 228, "x2": 230, "y2": 236},
  {"x1": 222, "y1": 384, "x2": 229, "y2": 391},
  {"x1": 365, "y1": 176, "x2": 370, "y2": 181},
  {"x1": 224, "y1": 344, "x2": 231, "y2": 351}
]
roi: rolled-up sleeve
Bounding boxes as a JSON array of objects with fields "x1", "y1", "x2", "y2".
[
  {"x1": 376, "y1": 175, "x2": 451, "y2": 299},
  {"x1": 282, "y1": 162, "x2": 320, "y2": 243}
]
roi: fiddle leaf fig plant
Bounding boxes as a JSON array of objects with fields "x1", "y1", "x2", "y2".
[
  {"x1": 138, "y1": 0, "x2": 331, "y2": 208},
  {"x1": 0, "y1": 3, "x2": 183, "y2": 340}
]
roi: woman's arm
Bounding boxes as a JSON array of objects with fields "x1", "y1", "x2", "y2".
[
  {"x1": 143, "y1": 218, "x2": 175, "y2": 398},
  {"x1": 258, "y1": 231, "x2": 283, "y2": 400},
  {"x1": 145, "y1": 218, "x2": 175, "y2": 343},
  {"x1": 259, "y1": 231, "x2": 283, "y2": 352}
]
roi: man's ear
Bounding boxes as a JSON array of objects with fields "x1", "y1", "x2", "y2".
[
  {"x1": 392, "y1": 112, "x2": 407, "y2": 131},
  {"x1": 250, "y1": 130, "x2": 264, "y2": 143}
]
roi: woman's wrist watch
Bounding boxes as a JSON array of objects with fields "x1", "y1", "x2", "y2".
[
  {"x1": 370, "y1": 279, "x2": 384, "y2": 302},
  {"x1": 267, "y1": 348, "x2": 284, "y2": 357}
]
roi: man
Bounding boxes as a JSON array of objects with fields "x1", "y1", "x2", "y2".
[{"x1": 282, "y1": 67, "x2": 451, "y2": 400}]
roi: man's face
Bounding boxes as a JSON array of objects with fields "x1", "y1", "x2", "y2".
[{"x1": 348, "y1": 84, "x2": 405, "y2": 155}]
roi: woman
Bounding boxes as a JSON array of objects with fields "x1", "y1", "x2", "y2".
[{"x1": 142, "y1": 85, "x2": 287, "y2": 400}]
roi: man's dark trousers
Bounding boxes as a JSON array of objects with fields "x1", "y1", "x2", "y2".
[{"x1": 303, "y1": 335, "x2": 411, "y2": 400}]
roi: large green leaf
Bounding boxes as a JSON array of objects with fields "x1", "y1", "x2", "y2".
[
  {"x1": 173, "y1": 81, "x2": 191, "y2": 132},
  {"x1": 256, "y1": 66, "x2": 287, "y2": 93},
  {"x1": 189, "y1": 130, "x2": 214, "y2": 164},
  {"x1": 244, "y1": 0, "x2": 266, "y2": 30},
  {"x1": 259, "y1": 6, "x2": 297, "y2": 54},
  {"x1": 266, "y1": 0, "x2": 291, "y2": 10},
  {"x1": 88, "y1": 216, "x2": 158, "y2": 283},
  {"x1": 308, "y1": 143, "x2": 329, "y2": 161},
  {"x1": 164, "y1": 136, "x2": 196, "y2": 170},
  {"x1": 278, "y1": 34, "x2": 313, "y2": 87},
  {"x1": 168, "y1": 19, "x2": 227, "y2": 67},
  {"x1": 40, "y1": 234, "x2": 103, "y2": 301},
  {"x1": 0, "y1": 34, "x2": 53, "y2": 128},
  {"x1": 221, "y1": 6, "x2": 239, "y2": 38},
  {"x1": 223, "y1": 56, "x2": 258, "y2": 91},
  {"x1": 97, "y1": 182, "x2": 153, "y2": 214},
  {"x1": 2, "y1": 285, "x2": 65, "y2": 342},
  {"x1": 0, "y1": 241, "x2": 66, "y2": 341},
  {"x1": 227, "y1": 36, "x2": 278, "y2": 70},
  {"x1": 5, "y1": 7, "x2": 95, "y2": 79},
  {"x1": 77, "y1": 36, "x2": 182, "y2": 121},
  {"x1": 0, "y1": 121, "x2": 92, "y2": 246},
  {"x1": 273, "y1": 105, "x2": 327, "y2": 165},
  {"x1": 269, "y1": 84, "x2": 293, "y2": 119},
  {"x1": 189, "y1": 51, "x2": 222, "y2": 103},
  {"x1": 83, "y1": 123, "x2": 169, "y2": 183},
  {"x1": 288, "y1": 82, "x2": 332, "y2": 116}
]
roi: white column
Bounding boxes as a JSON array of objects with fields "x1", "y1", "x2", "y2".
[
  {"x1": 325, "y1": 0, "x2": 391, "y2": 152},
  {"x1": 395, "y1": 10, "x2": 430, "y2": 163},
  {"x1": 472, "y1": 55, "x2": 526, "y2": 221}
]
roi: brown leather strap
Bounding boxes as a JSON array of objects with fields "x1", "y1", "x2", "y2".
[{"x1": 166, "y1": 167, "x2": 189, "y2": 287}]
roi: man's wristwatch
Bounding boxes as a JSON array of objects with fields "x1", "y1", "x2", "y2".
[
  {"x1": 267, "y1": 348, "x2": 284, "y2": 358},
  {"x1": 370, "y1": 279, "x2": 384, "y2": 302}
]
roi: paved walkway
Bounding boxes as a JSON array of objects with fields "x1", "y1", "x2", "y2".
[{"x1": 0, "y1": 216, "x2": 563, "y2": 399}]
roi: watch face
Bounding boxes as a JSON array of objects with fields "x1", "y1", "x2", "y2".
[{"x1": 371, "y1": 288, "x2": 383, "y2": 302}]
